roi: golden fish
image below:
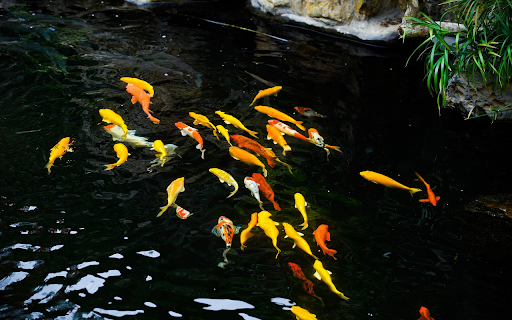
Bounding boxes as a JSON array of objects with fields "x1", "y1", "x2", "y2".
[
  {"x1": 99, "y1": 109, "x2": 128, "y2": 140},
  {"x1": 157, "y1": 177, "x2": 185, "y2": 217},
  {"x1": 254, "y1": 105, "x2": 305, "y2": 131},
  {"x1": 282, "y1": 223, "x2": 318, "y2": 260},
  {"x1": 249, "y1": 86, "x2": 282, "y2": 106},
  {"x1": 360, "y1": 170, "x2": 421, "y2": 196},
  {"x1": 313, "y1": 259, "x2": 349, "y2": 300},
  {"x1": 290, "y1": 306, "x2": 317, "y2": 320},
  {"x1": 46, "y1": 137, "x2": 73, "y2": 174},
  {"x1": 266, "y1": 124, "x2": 291, "y2": 156},
  {"x1": 189, "y1": 112, "x2": 219, "y2": 139},
  {"x1": 149, "y1": 139, "x2": 178, "y2": 169},
  {"x1": 120, "y1": 77, "x2": 154, "y2": 97},
  {"x1": 240, "y1": 212, "x2": 258, "y2": 250},
  {"x1": 294, "y1": 193, "x2": 308, "y2": 230},
  {"x1": 209, "y1": 168, "x2": 239, "y2": 198},
  {"x1": 215, "y1": 111, "x2": 258, "y2": 139},
  {"x1": 104, "y1": 143, "x2": 129, "y2": 170},
  {"x1": 216, "y1": 125, "x2": 233, "y2": 146},
  {"x1": 257, "y1": 211, "x2": 281, "y2": 258},
  {"x1": 229, "y1": 146, "x2": 268, "y2": 177}
]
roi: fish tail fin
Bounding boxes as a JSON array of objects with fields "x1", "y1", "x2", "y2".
[
  {"x1": 267, "y1": 158, "x2": 276, "y2": 168},
  {"x1": 104, "y1": 164, "x2": 116, "y2": 171},
  {"x1": 200, "y1": 148, "x2": 205, "y2": 159},
  {"x1": 259, "y1": 202, "x2": 264, "y2": 210},
  {"x1": 414, "y1": 172, "x2": 426, "y2": 184},
  {"x1": 326, "y1": 144, "x2": 342, "y2": 153},
  {"x1": 275, "y1": 246, "x2": 281, "y2": 259},
  {"x1": 296, "y1": 122, "x2": 306, "y2": 131},
  {"x1": 272, "y1": 201, "x2": 281, "y2": 211},
  {"x1": 299, "y1": 222, "x2": 308, "y2": 230},
  {"x1": 45, "y1": 162, "x2": 52, "y2": 174},
  {"x1": 337, "y1": 292, "x2": 350, "y2": 301},
  {"x1": 249, "y1": 130, "x2": 259, "y2": 139},
  {"x1": 226, "y1": 189, "x2": 237, "y2": 199},
  {"x1": 325, "y1": 248, "x2": 338, "y2": 260},
  {"x1": 409, "y1": 188, "x2": 422, "y2": 197},
  {"x1": 156, "y1": 205, "x2": 170, "y2": 217},
  {"x1": 276, "y1": 159, "x2": 293, "y2": 174},
  {"x1": 262, "y1": 167, "x2": 268, "y2": 177}
]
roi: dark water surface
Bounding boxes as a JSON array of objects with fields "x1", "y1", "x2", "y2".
[{"x1": 1, "y1": 0, "x2": 512, "y2": 319}]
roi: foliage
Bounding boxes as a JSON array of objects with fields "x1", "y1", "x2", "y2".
[{"x1": 405, "y1": 0, "x2": 512, "y2": 112}]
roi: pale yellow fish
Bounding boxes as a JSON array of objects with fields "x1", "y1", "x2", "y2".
[
  {"x1": 189, "y1": 112, "x2": 219, "y2": 139},
  {"x1": 216, "y1": 125, "x2": 233, "y2": 146},
  {"x1": 291, "y1": 306, "x2": 317, "y2": 320},
  {"x1": 360, "y1": 170, "x2": 421, "y2": 196},
  {"x1": 99, "y1": 109, "x2": 128, "y2": 140},
  {"x1": 104, "y1": 143, "x2": 130, "y2": 170},
  {"x1": 215, "y1": 111, "x2": 258, "y2": 139},
  {"x1": 120, "y1": 77, "x2": 154, "y2": 97},
  {"x1": 249, "y1": 86, "x2": 282, "y2": 106},
  {"x1": 294, "y1": 193, "x2": 308, "y2": 230},
  {"x1": 209, "y1": 168, "x2": 239, "y2": 198},
  {"x1": 254, "y1": 105, "x2": 305, "y2": 131},
  {"x1": 257, "y1": 211, "x2": 281, "y2": 258},
  {"x1": 157, "y1": 177, "x2": 185, "y2": 217},
  {"x1": 313, "y1": 259, "x2": 349, "y2": 300},
  {"x1": 282, "y1": 223, "x2": 318, "y2": 260},
  {"x1": 240, "y1": 212, "x2": 258, "y2": 250},
  {"x1": 46, "y1": 137, "x2": 74, "y2": 174}
]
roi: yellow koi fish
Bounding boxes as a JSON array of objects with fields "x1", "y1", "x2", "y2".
[
  {"x1": 216, "y1": 125, "x2": 233, "y2": 146},
  {"x1": 104, "y1": 143, "x2": 129, "y2": 170},
  {"x1": 254, "y1": 106, "x2": 305, "y2": 131},
  {"x1": 229, "y1": 146, "x2": 268, "y2": 177},
  {"x1": 240, "y1": 212, "x2": 258, "y2": 250},
  {"x1": 313, "y1": 259, "x2": 349, "y2": 300},
  {"x1": 189, "y1": 112, "x2": 219, "y2": 139},
  {"x1": 360, "y1": 170, "x2": 421, "y2": 196},
  {"x1": 46, "y1": 137, "x2": 73, "y2": 174},
  {"x1": 209, "y1": 168, "x2": 239, "y2": 198},
  {"x1": 120, "y1": 77, "x2": 154, "y2": 97},
  {"x1": 257, "y1": 211, "x2": 281, "y2": 258},
  {"x1": 266, "y1": 124, "x2": 291, "y2": 155},
  {"x1": 294, "y1": 193, "x2": 308, "y2": 230},
  {"x1": 99, "y1": 109, "x2": 128, "y2": 140},
  {"x1": 282, "y1": 223, "x2": 318, "y2": 260},
  {"x1": 149, "y1": 140, "x2": 178, "y2": 170},
  {"x1": 290, "y1": 306, "x2": 317, "y2": 320},
  {"x1": 249, "y1": 86, "x2": 282, "y2": 106},
  {"x1": 157, "y1": 177, "x2": 185, "y2": 217},
  {"x1": 215, "y1": 111, "x2": 258, "y2": 139}
]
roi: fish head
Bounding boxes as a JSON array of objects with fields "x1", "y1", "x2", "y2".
[
  {"x1": 359, "y1": 171, "x2": 371, "y2": 181},
  {"x1": 174, "y1": 122, "x2": 187, "y2": 130}
]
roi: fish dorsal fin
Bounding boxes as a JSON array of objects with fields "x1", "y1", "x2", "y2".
[
  {"x1": 284, "y1": 235, "x2": 288, "y2": 239},
  {"x1": 313, "y1": 271, "x2": 321, "y2": 280}
]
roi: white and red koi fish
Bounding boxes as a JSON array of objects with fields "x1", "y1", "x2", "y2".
[
  {"x1": 175, "y1": 122, "x2": 205, "y2": 159},
  {"x1": 211, "y1": 216, "x2": 242, "y2": 268},
  {"x1": 175, "y1": 206, "x2": 194, "y2": 219},
  {"x1": 268, "y1": 119, "x2": 310, "y2": 142},
  {"x1": 244, "y1": 177, "x2": 264, "y2": 210},
  {"x1": 307, "y1": 128, "x2": 342, "y2": 161}
]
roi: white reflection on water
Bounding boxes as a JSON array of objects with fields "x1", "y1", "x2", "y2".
[
  {"x1": 270, "y1": 297, "x2": 295, "y2": 306},
  {"x1": 24, "y1": 284, "x2": 63, "y2": 305},
  {"x1": 8, "y1": 243, "x2": 41, "y2": 251},
  {"x1": 109, "y1": 253, "x2": 124, "y2": 259},
  {"x1": 144, "y1": 302, "x2": 157, "y2": 308},
  {"x1": 44, "y1": 271, "x2": 67, "y2": 282},
  {"x1": 136, "y1": 250, "x2": 160, "y2": 258},
  {"x1": 93, "y1": 307, "x2": 144, "y2": 317},
  {"x1": 239, "y1": 313, "x2": 261, "y2": 320},
  {"x1": 168, "y1": 310, "x2": 183, "y2": 317},
  {"x1": 97, "y1": 270, "x2": 121, "y2": 278},
  {"x1": 194, "y1": 298, "x2": 254, "y2": 311},
  {"x1": 0, "y1": 271, "x2": 29, "y2": 290},
  {"x1": 76, "y1": 261, "x2": 100, "y2": 269},
  {"x1": 17, "y1": 260, "x2": 44, "y2": 270},
  {"x1": 64, "y1": 274, "x2": 105, "y2": 294}
]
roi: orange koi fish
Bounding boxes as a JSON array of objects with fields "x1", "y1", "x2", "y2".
[
  {"x1": 249, "y1": 86, "x2": 282, "y2": 106},
  {"x1": 46, "y1": 137, "x2": 74, "y2": 174},
  {"x1": 288, "y1": 262, "x2": 307, "y2": 281},
  {"x1": 175, "y1": 206, "x2": 193, "y2": 219},
  {"x1": 255, "y1": 106, "x2": 305, "y2": 131},
  {"x1": 121, "y1": 77, "x2": 154, "y2": 97},
  {"x1": 229, "y1": 146, "x2": 267, "y2": 177},
  {"x1": 240, "y1": 212, "x2": 258, "y2": 250},
  {"x1": 294, "y1": 107, "x2": 325, "y2": 118},
  {"x1": 307, "y1": 128, "x2": 342, "y2": 161},
  {"x1": 268, "y1": 119, "x2": 310, "y2": 142},
  {"x1": 252, "y1": 173, "x2": 281, "y2": 211},
  {"x1": 360, "y1": 170, "x2": 421, "y2": 196},
  {"x1": 266, "y1": 124, "x2": 291, "y2": 156},
  {"x1": 415, "y1": 172, "x2": 440, "y2": 206},
  {"x1": 126, "y1": 84, "x2": 160, "y2": 124},
  {"x1": 104, "y1": 143, "x2": 130, "y2": 171},
  {"x1": 175, "y1": 122, "x2": 205, "y2": 159},
  {"x1": 313, "y1": 224, "x2": 337, "y2": 260},
  {"x1": 211, "y1": 216, "x2": 241, "y2": 268},
  {"x1": 418, "y1": 306, "x2": 435, "y2": 320}
]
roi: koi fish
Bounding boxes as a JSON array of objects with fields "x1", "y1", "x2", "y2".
[
  {"x1": 175, "y1": 122, "x2": 205, "y2": 159},
  {"x1": 126, "y1": 84, "x2": 160, "y2": 124},
  {"x1": 290, "y1": 306, "x2": 317, "y2": 320},
  {"x1": 157, "y1": 177, "x2": 185, "y2": 217},
  {"x1": 216, "y1": 125, "x2": 233, "y2": 146},
  {"x1": 261, "y1": 147, "x2": 293, "y2": 173},
  {"x1": 249, "y1": 86, "x2": 282, "y2": 106},
  {"x1": 294, "y1": 193, "x2": 308, "y2": 230},
  {"x1": 240, "y1": 212, "x2": 258, "y2": 250},
  {"x1": 288, "y1": 262, "x2": 307, "y2": 281},
  {"x1": 120, "y1": 77, "x2": 154, "y2": 97},
  {"x1": 99, "y1": 109, "x2": 128, "y2": 140},
  {"x1": 268, "y1": 119, "x2": 310, "y2": 142},
  {"x1": 244, "y1": 177, "x2": 264, "y2": 210},
  {"x1": 46, "y1": 137, "x2": 74, "y2": 174},
  {"x1": 104, "y1": 143, "x2": 130, "y2": 170},
  {"x1": 103, "y1": 124, "x2": 153, "y2": 148},
  {"x1": 255, "y1": 106, "x2": 305, "y2": 131},
  {"x1": 415, "y1": 172, "x2": 440, "y2": 206},
  {"x1": 418, "y1": 306, "x2": 435, "y2": 320},
  {"x1": 209, "y1": 168, "x2": 239, "y2": 198},
  {"x1": 313, "y1": 259, "x2": 349, "y2": 300},
  {"x1": 211, "y1": 216, "x2": 242, "y2": 268},
  {"x1": 288, "y1": 262, "x2": 323, "y2": 305},
  {"x1": 266, "y1": 124, "x2": 291, "y2": 156},
  {"x1": 257, "y1": 211, "x2": 281, "y2": 258},
  {"x1": 189, "y1": 112, "x2": 219, "y2": 139},
  {"x1": 282, "y1": 223, "x2": 318, "y2": 260},
  {"x1": 307, "y1": 128, "x2": 342, "y2": 161},
  {"x1": 313, "y1": 224, "x2": 337, "y2": 260},
  {"x1": 294, "y1": 107, "x2": 325, "y2": 118},
  {"x1": 175, "y1": 205, "x2": 193, "y2": 219},
  {"x1": 229, "y1": 146, "x2": 268, "y2": 177},
  {"x1": 360, "y1": 170, "x2": 421, "y2": 196},
  {"x1": 252, "y1": 173, "x2": 281, "y2": 211},
  {"x1": 149, "y1": 139, "x2": 178, "y2": 170},
  {"x1": 215, "y1": 111, "x2": 258, "y2": 139}
]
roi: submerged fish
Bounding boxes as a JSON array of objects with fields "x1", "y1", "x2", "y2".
[
  {"x1": 418, "y1": 306, "x2": 435, "y2": 320},
  {"x1": 294, "y1": 193, "x2": 308, "y2": 230},
  {"x1": 415, "y1": 172, "x2": 440, "y2": 206},
  {"x1": 216, "y1": 125, "x2": 233, "y2": 146},
  {"x1": 149, "y1": 139, "x2": 178, "y2": 170},
  {"x1": 244, "y1": 177, "x2": 264, "y2": 210},
  {"x1": 290, "y1": 306, "x2": 317, "y2": 320},
  {"x1": 175, "y1": 122, "x2": 205, "y2": 159},
  {"x1": 250, "y1": 86, "x2": 282, "y2": 106},
  {"x1": 360, "y1": 170, "x2": 421, "y2": 196},
  {"x1": 313, "y1": 259, "x2": 349, "y2": 300},
  {"x1": 215, "y1": 111, "x2": 258, "y2": 139},
  {"x1": 240, "y1": 212, "x2": 258, "y2": 250},
  {"x1": 252, "y1": 173, "x2": 281, "y2": 211},
  {"x1": 46, "y1": 137, "x2": 73, "y2": 174},
  {"x1": 313, "y1": 224, "x2": 337, "y2": 260},
  {"x1": 104, "y1": 143, "x2": 130, "y2": 171},
  {"x1": 257, "y1": 211, "x2": 281, "y2": 258},
  {"x1": 229, "y1": 146, "x2": 268, "y2": 177},
  {"x1": 288, "y1": 262, "x2": 323, "y2": 305},
  {"x1": 209, "y1": 168, "x2": 239, "y2": 198},
  {"x1": 268, "y1": 119, "x2": 310, "y2": 142},
  {"x1": 283, "y1": 223, "x2": 318, "y2": 260},
  {"x1": 176, "y1": 205, "x2": 193, "y2": 219},
  {"x1": 255, "y1": 106, "x2": 305, "y2": 131},
  {"x1": 189, "y1": 112, "x2": 219, "y2": 139},
  {"x1": 126, "y1": 84, "x2": 160, "y2": 124},
  {"x1": 307, "y1": 128, "x2": 341, "y2": 161},
  {"x1": 211, "y1": 216, "x2": 241, "y2": 268},
  {"x1": 266, "y1": 124, "x2": 291, "y2": 156},
  {"x1": 103, "y1": 124, "x2": 152, "y2": 148},
  {"x1": 99, "y1": 109, "x2": 128, "y2": 140},
  {"x1": 157, "y1": 177, "x2": 185, "y2": 217},
  {"x1": 294, "y1": 107, "x2": 325, "y2": 118},
  {"x1": 121, "y1": 77, "x2": 154, "y2": 97}
]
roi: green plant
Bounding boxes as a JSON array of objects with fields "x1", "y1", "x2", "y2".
[{"x1": 405, "y1": 0, "x2": 512, "y2": 113}]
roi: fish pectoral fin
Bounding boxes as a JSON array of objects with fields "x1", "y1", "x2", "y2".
[
  {"x1": 180, "y1": 130, "x2": 188, "y2": 136},
  {"x1": 292, "y1": 242, "x2": 296, "y2": 249},
  {"x1": 419, "y1": 199, "x2": 430, "y2": 202},
  {"x1": 313, "y1": 271, "x2": 322, "y2": 281},
  {"x1": 436, "y1": 196, "x2": 441, "y2": 200},
  {"x1": 297, "y1": 232, "x2": 304, "y2": 237}
]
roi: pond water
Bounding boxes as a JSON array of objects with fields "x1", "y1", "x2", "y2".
[{"x1": 1, "y1": 1, "x2": 512, "y2": 319}]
